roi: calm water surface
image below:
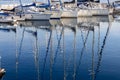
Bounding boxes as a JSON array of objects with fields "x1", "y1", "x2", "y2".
[{"x1": 0, "y1": 16, "x2": 120, "y2": 80}]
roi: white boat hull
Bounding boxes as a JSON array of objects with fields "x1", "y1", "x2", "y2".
[
  {"x1": 78, "y1": 9, "x2": 92, "y2": 17},
  {"x1": 12, "y1": 15, "x2": 25, "y2": 21},
  {"x1": 61, "y1": 10, "x2": 77, "y2": 18},
  {"x1": 91, "y1": 9, "x2": 109, "y2": 16},
  {"x1": 24, "y1": 13, "x2": 51, "y2": 20},
  {"x1": 78, "y1": 2, "x2": 110, "y2": 16},
  {"x1": 45, "y1": 10, "x2": 62, "y2": 19},
  {"x1": 78, "y1": 9, "x2": 109, "y2": 17},
  {"x1": 0, "y1": 15, "x2": 13, "y2": 23}
]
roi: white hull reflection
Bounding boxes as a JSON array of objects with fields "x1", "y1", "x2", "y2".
[{"x1": 15, "y1": 21, "x2": 51, "y2": 27}]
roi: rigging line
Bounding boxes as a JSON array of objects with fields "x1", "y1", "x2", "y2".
[
  {"x1": 19, "y1": 0, "x2": 23, "y2": 12},
  {"x1": 97, "y1": 26, "x2": 100, "y2": 56},
  {"x1": 79, "y1": 29, "x2": 90, "y2": 64},
  {"x1": 63, "y1": 28, "x2": 66, "y2": 80},
  {"x1": 34, "y1": 29, "x2": 40, "y2": 80},
  {"x1": 94, "y1": 22, "x2": 111, "y2": 80},
  {"x1": 73, "y1": 31, "x2": 77, "y2": 80},
  {"x1": 42, "y1": 30, "x2": 52, "y2": 79},
  {"x1": 64, "y1": 27, "x2": 76, "y2": 73},
  {"x1": 55, "y1": 26, "x2": 59, "y2": 41},
  {"x1": 99, "y1": 24, "x2": 111, "y2": 55},
  {"x1": 89, "y1": 0, "x2": 92, "y2": 9},
  {"x1": 16, "y1": 27, "x2": 25, "y2": 71},
  {"x1": 74, "y1": 29, "x2": 90, "y2": 80},
  {"x1": 107, "y1": 0, "x2": 110, "y2": 6},
  {"x1": 80, "y1": 29, "x2": 85, "y2": 44},
  {"x1": 53, "y1": 27, "x2": 63, "y2": 65},
  {"x1": 16, "y1": 27, "x2": 25, "y2": 79},
  {"x1": 15, "y1": 27, "x2": 18, "y2": 75},
  {"x1": 34, "y1": 29, "x2": 38, "y2": 68},
  {"x1": 50, "y1": 29, "x2": 53, "y2": 80},
  {"x1": 18, "y1": 28, "x2": 25, "y2": 60},
  {"x1": 64, "y1": 27, "x2": 77, "y2": 73},
  {"x1": 48, "y1": 0, "x2": 51, "y2": 10},
  {"x1": 58, "y1": 0, "x2": 63, "y2": 9},
  {"x1": 91, "y1": 29, "x2": 95, "y2": 80}
]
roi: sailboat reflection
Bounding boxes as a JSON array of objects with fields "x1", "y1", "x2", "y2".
[
  {"x1": 15, "y1": 27, "x2": 25, "y2": 80},
  {"x1": 0, "y1": 16, "x2": 114, "y2": 80},
  {"x1": 32, "y1": 29, "x2": 40, "y2": 80},
  {"x1": 94, "y1": 21, "x2": 112, "y2": 80},
  {"x1": 42, "y1": 28, "x2": 52, "y2": 80},
  {"x1": 15, "y1": 21, "x2": 51, "y2": 27}
]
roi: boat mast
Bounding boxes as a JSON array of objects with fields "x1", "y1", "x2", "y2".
[
  {"x1": 32, "y1": 0, "x2": 36, "y2": 2},
  {"x1": 42, "y1": 30, "x2": 52, "y2": 79},
  {"x1": 48, "y1": 0, "x2": 51, "y2": 10},
  {"x1": 63, "y1": 27, "x2": 66, "y2": 80},
  {"x1": 59, "y1": 0, "x2": 63, "y2": 9},
  {"x1": 19, "y1": 0, "x2": 23, "y2": 12},
  {"x1": 91, "y1": 28, "x2": 95, "y2": 80},
  {"x1": 53, "y1": 27, "x2": 64, "y2": 64},
  {"x1": 50, "y1": 29, "x2": 53, "y2": 80},
  {"x1": 73, "y1": 29, "x2": 76, "y2": 80},
  {"x1": 94, "y1": 21, "x2": 112, "y2": 80},
  {"x1": 33, "y1": 28, "x2": 40, "y2": 80},
  {"x1": 75, "y1": 0, "x2": 77, "y2": 7},
  {"x1": 107, "y1": 0, "x2": 110, "y2": 6}
]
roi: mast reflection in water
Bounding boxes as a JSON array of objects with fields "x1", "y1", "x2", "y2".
[{"x1": 0, "y1": 16, "x2": 120, "y2": 80}]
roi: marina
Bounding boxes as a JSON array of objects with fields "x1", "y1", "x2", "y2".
[
  {"x1": 0, "y1": 0, "x2": 119, "y2": 21},
  {"x1": 0, "y1": 0, "x2": 120, "y2": 80}
]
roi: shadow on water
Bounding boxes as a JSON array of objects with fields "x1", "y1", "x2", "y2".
[{"x1": 0, "y1": 16, "x2": 115, "y2": 80}]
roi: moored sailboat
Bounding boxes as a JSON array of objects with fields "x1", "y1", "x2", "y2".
[
  {"x1": 78, "y1": 0, "x2": 113, "y2": 16},
  {"x1": 61, "y1": 0, "x2": 78, "y2": 18},
  {"x1": 12, "y1": 0, "x2": 52, "y2": 21},
  {"x1": 44, "y1": 0, "x2": 63, "y2": 19},
  {"x1": 0, "y1": 12, "x2": 13, "y2": 23}
]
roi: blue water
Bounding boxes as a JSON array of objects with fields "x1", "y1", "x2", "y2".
[{"x1": 0, "y1": 17, "x2": 120, "y2": 80}]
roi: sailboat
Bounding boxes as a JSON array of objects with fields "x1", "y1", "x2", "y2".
[
  {"x1": 61, "y1": 0, "x2": 78, "y2": 18},
  {"x1": 44, "y1": 0, "x2": 63, "y2": 19},
  {"x1": 78, "y1": 0, "x2": 113, "y2": 16},
  {"x1": 112, "y1": 0, "x2": 120, "y2": 14},
  {"x1": 12, "y1": 0, "x2": 52, "y2": 21},
  {"x1": 0, "y1": 12, "x2": 14, "y2": 23}
]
